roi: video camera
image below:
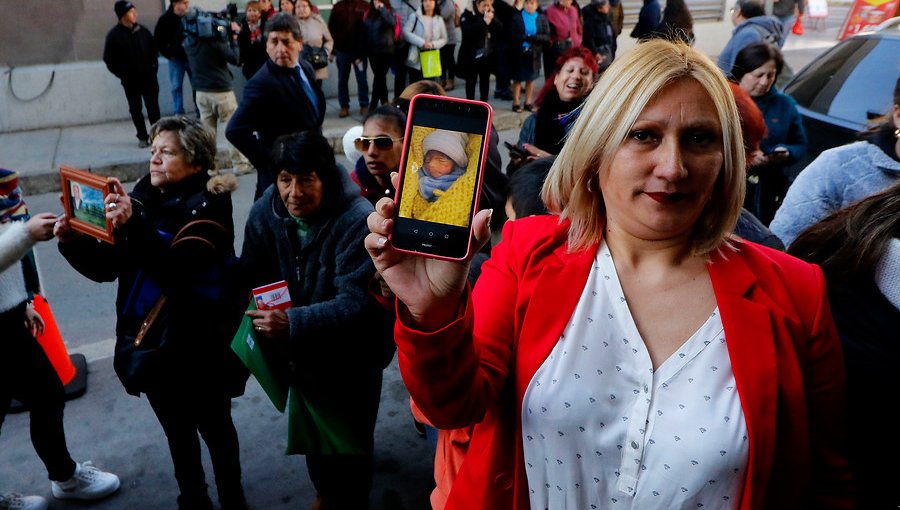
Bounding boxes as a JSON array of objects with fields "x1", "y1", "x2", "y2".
[{"x1": 183, "y1": 4, "x2": 238, "y2": 43}]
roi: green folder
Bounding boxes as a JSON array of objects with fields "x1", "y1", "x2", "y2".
[
  {"x1": 286, "y1": 385, "x2": 365, "y2": 456},
  {"x1": 230, "y1": 301, "x2": 289, "y2": 413}
]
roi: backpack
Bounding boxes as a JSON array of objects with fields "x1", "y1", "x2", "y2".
[{"x1": 749, "y1": 22, "x2": 780, "y2": 47}]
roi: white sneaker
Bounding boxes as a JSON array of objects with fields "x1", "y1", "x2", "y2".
[
  {"x1": 0, "y1": 493, "x2": 48, "y2": 510},
  {"x1": 50, "y1": 461, "x2": 120, "y2": 501}
]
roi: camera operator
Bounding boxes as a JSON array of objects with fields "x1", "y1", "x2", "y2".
[{"x1": 182, "y1": 7, "x2": 252, "y2": 174}]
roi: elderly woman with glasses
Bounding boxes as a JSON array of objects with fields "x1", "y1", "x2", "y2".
[
  {"x1": 56, "y1": 116, "x2": 246, "y2": 510},
  {"x1": 238, "y1": 130, "x2": 395, "y2": 510},
  {"x1": 366, "y1": 39, "x2": 853, "y2": 509}
]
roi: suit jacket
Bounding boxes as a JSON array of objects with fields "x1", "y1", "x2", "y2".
[
  {"x1": 395, "y1": 215, "x2": 854, "y2": 510},
  {"x1": 225, "y1": 59, "x2": 326, "y2": 197}
]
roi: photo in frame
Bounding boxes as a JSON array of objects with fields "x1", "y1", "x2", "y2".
[{"x1": 59, "y1": 165, "x2": 114, "y2": 244}]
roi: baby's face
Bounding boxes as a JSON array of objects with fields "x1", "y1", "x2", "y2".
[{"x1": 424, "y1": 151, "x2": 455, "y2": 177}]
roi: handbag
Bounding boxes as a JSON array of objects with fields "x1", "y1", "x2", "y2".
[
  {"x1": 420, "y1": 48, "x2": 442, "y2": 78},
  {"x1": 115, "y1": 219, "x2": 230, "y2": 392},
  {"x1": 792, "y1": 13, "x2": 804, "y2": 35},
  {"x1": 405, "y1": 14, "x2": 421, "y2": 66},
  {"x1": 554, "y1": 37, "x2": 573, "y2": 52},
  {"x1": 301, "y1": 44, "x2": 329, "y2": 70},
  {"x1": 406, "y1": 44, "x2": 420, "y2": 67}
]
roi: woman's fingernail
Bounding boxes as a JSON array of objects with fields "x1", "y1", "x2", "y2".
[
  {"x1": 378, "y1": 236, "x2": 388, "y2": 246},
  {"x1": 382, "y1": 218, "x2": 390, "y2": 228}
]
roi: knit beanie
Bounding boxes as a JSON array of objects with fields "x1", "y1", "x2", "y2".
[
  {"x1": 0, "y1": 169, "x2": 29, "y2": 223},
  {"x1": 115, "y1": 0, "x2": 135, "y2": 19},
  {"x1": 422, "y1": 130, "x2": 469, "y2": 168}
]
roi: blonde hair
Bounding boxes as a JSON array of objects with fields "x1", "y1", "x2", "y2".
[{"x1": 542, "y1": 39, "x2": 745, "y2": 256}]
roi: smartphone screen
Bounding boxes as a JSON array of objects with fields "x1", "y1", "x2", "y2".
[{"x1": 391, "y1": 94, "x2": 492, "y2": 260}]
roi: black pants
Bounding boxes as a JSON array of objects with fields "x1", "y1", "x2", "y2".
[
  {"x1": 145, "y1": 385, "x2": 243, "y2": 508},
  {"x1": 306, "y1": 453, "x2": 374, "y2": 510},
  {"x1": 393, "y1": 48, "x2": 410, "y2": 101},
  {"x1": 494, "y1": 41, "x2": 511, "y2": 93},
  {"x1": 304, "y1": 371, "x2": 383, "y2": 510},
  {"x1": 369, "y1": 54, "x2": 393, "y2": 108},
  {"x1": 121, "y1": 76, "x2": 161, "y2": 141},
  {"x1": 440, "y1": 43, "x2": 456, "y2": 81},
  {"x1": 542, "y1": 43, "x2": 559, "y2": 80},
  {"x1": 407, "y1": 66, "x2": 424, "y2": 85},
  {"x1": 0, "y1": 303, "x2": 77, "y2": 483},
  {"x1": 465, "y1": 58, "x2": 492, "y2": 102}
]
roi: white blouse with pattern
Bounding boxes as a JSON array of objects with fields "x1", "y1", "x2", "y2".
[{"x1": 521, "y1": 240, "x2": 749, "y2": 509}]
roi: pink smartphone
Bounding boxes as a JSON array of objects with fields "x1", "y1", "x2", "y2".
[{"x1": 390, "y1": 94, "x2": 492, "y2": 261}]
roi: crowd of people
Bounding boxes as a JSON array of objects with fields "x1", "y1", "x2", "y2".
[{"x1": 4, "y1": 0, "x2": 899, "y2": 508}]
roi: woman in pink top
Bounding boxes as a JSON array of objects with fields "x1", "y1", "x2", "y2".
[{"x1": 542, "y1": 0, "x2": 582, "y2": 79}]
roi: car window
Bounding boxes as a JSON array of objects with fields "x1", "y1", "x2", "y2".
[
  {"x1": 828, "y1": 39, "x2": 899, "y2": 124},
  {"x1": 785, "y1": 37, "x2": 899, "y2": 126},
  {"x1": 785, "y1": 38, "x2": 868, "y2": 112}
]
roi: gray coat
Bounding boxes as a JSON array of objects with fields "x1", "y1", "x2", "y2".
[{"x1": 239, "y1": 170, "x2": 395, "y2": 381}]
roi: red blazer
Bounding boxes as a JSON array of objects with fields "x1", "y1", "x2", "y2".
[{"x1": 395, "y1": 215, "x2": 854, "y2": 510}]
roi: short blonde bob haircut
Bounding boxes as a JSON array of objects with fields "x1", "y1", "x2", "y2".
[{"x1": 542, "y1": 39, "x2": 746, "y2": 256}]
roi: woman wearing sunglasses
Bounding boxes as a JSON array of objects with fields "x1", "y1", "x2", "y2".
[{"x1": 350, "y1": 106, "x2": 407, "y2": 206}]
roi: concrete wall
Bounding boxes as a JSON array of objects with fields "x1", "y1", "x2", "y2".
[{"x1": 0, "y1": 56, "x2": 378, "y2": 132}]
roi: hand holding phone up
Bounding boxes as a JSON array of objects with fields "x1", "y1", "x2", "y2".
[{"x1": 365, "y1": 173, "x2": 493, "y2": 331}]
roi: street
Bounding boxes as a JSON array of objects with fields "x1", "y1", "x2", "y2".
[{"x1": 1, "y1": 174, "x2": 436, "y2": 510}]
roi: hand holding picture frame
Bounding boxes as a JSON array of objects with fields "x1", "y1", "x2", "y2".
[{"x1": 59, "y1": 165, "x2": 114, "y2": 244}]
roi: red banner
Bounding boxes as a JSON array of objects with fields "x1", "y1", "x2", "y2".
[{"x1": 837, "y1": 0, "x2": 900, "y2": 40}]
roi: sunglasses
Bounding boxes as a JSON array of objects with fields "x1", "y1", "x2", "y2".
[{"x1": 354, "y1": 136, "x2": 404, "y2": 151}]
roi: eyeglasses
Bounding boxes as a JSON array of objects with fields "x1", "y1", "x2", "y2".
[{"x1": 354, "y1": 136, "x2": 403, "y2": 151}]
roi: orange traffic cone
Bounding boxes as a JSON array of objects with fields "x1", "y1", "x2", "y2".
[
  {"x1": 32, "y1": 294, "x2": 76, "y2": 385},
  {"x1": 792, "y1": 13, "x2": 805, "y2": 35}
]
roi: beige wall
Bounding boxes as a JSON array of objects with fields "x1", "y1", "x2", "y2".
[
  {"x1": 0, "y1": 0, "x2": 343, "y2": 67},
  {"x1": 0, "y1": 0, "x2": 165, "y2": 66}
]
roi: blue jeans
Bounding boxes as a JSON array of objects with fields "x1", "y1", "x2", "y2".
[
  {"x1": 776, "y1": 14, "x2": 796, "y2": 48},
  {"x1": 335, "y1": 50, "x2": 369, "y2": 109},
  {"x1": 168, "y1": 58, "x2": 192, "y2": 114}
]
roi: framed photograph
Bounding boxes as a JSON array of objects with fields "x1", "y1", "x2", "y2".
[{"x1": 59, "y1": 165, "x2": 114, "y2": 244}]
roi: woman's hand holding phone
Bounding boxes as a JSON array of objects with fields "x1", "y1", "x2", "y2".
[{"x1": 365, "y1": 174, "x2": 493, "y2": 331}]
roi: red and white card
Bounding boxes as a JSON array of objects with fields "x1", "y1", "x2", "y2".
[{"x1": 252, "y1": 281, "x2": 292, "y2": 311}]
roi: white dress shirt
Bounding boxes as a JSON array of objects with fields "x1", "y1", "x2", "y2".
[{"x1": 522, "y1": 240, "x2": 749, "y2": 509}]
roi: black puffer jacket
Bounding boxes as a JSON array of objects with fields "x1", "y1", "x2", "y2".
[
  {"x1": 456, "y1": 9, "x2": 504, "y2": 79},
  {"x1": 362, "y1": 7, "x2": 400, "y2": 56},
  {"x1": 103, "y1": 23, "x2": 159, "y2": 80},
  {"x1": 154, "y1": 6, "x2": 188, "y2": 62},
  {"x1": 59, "y1": 172, "x2": 241, "y2": 396}
]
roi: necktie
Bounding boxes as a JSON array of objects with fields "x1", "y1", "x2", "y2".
[{"x1": 292, "y1": 65, "x2": 320, "y2": 115}]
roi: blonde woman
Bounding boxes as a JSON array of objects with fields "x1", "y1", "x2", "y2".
[{"x1": 367, "y1": 39, "x2": 853, "y2": 509}]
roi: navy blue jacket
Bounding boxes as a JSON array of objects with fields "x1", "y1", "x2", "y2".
[
  {"x1": 630, "y1": 0, "x2": 661, "y2": 38},
  {"x1": 225, "y1": 59, "x2": 326, "y2": 197}
]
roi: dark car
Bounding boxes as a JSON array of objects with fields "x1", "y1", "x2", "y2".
[{"x1": 783, "y1": 18, "x2": 900, "y2": 173}]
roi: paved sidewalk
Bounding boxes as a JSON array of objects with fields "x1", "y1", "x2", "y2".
[{"x1": 4, "y1": 86, "x2": 529, "y2": 195}]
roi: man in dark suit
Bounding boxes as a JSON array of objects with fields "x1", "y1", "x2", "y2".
[{"x1": 226, "y1": 13, "x2": 326, "y2": 199}]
